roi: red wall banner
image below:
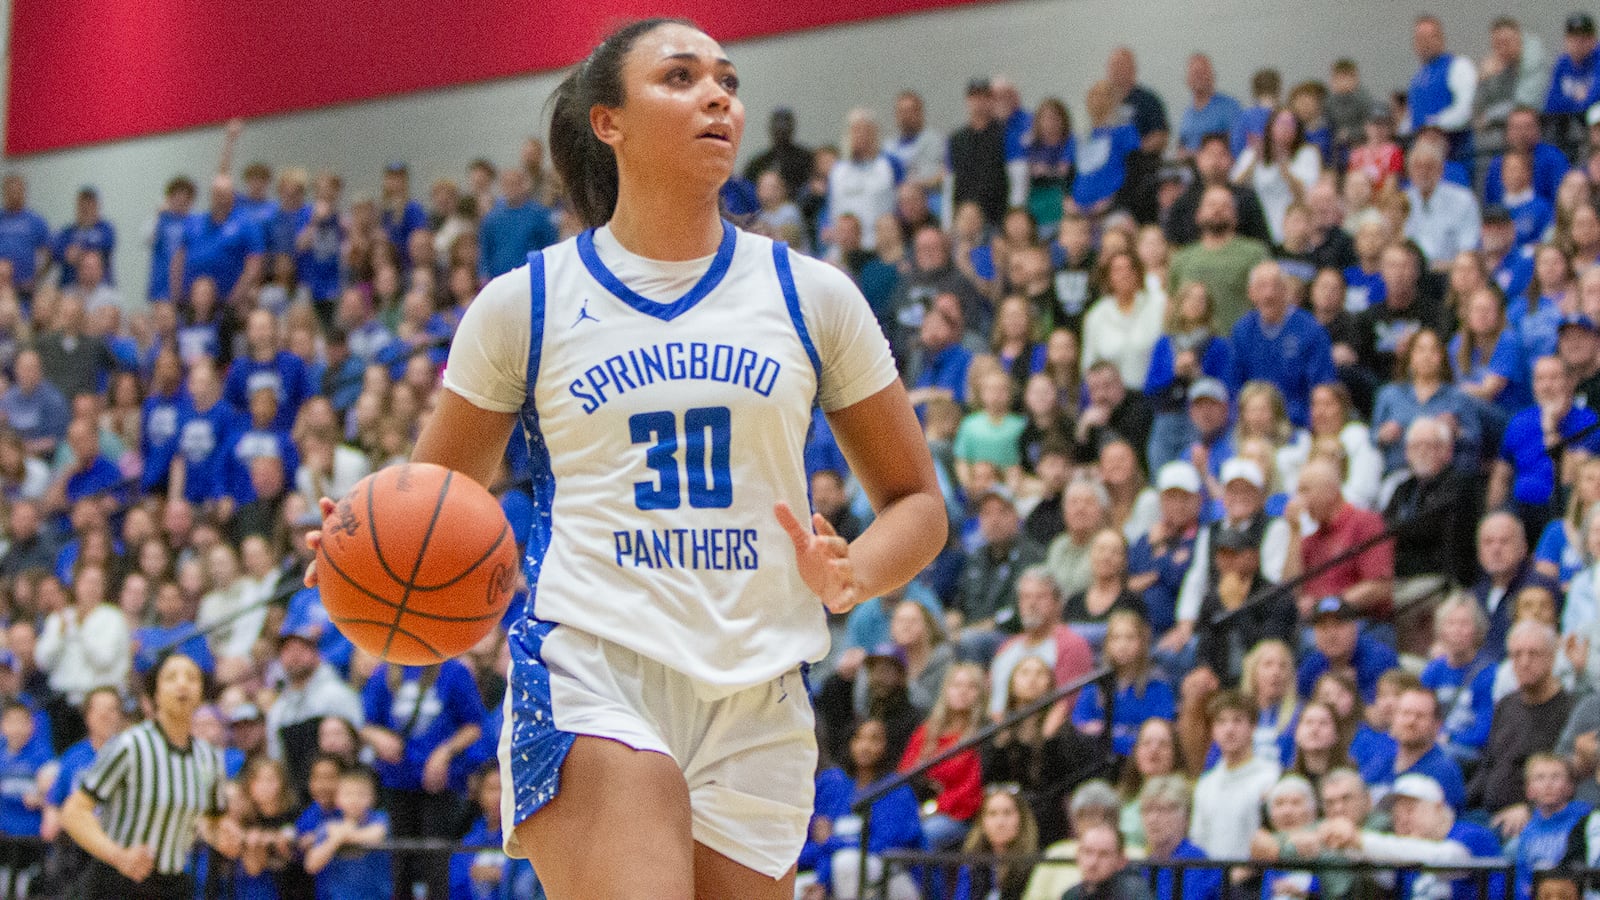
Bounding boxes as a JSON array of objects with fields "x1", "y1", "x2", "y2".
[{"x1": 5, "y1": 0, "x2": 989, "y2": 156}]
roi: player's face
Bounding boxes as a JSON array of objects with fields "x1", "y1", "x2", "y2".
[{"x1": 605, "y1": 25, "x2": 746, "y2": 190}]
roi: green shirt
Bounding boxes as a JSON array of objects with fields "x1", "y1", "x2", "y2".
[
  {"x1": 1168, "y1": 236, "x2": 1271, "y2": 331},
  {"x1": 952, "y1": 411, "x2": 1027, "y2": 468}
]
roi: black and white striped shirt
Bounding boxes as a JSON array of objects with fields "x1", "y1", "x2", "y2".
[{"x1": 78, "y1": 720, "x2": 228, "y2": 875}]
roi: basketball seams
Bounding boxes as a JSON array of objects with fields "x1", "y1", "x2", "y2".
[
  {"x1": 328, "y1": 615, "x2": 447, "y2": 664},
  {"x1": 365, "y1": 472, "x2": 416, "y2": 591},
  {"x1": 317, "y1": 547, "x2": 506, "y2": 624},
  {"x1": 378, "y1": 470, "x2": 455, "y2": 661},
  {"x1": 401, "y1": 522, "x2": 512, "y2": 592}
]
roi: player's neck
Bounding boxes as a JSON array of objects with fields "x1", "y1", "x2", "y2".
[{"x1": 607, "y1": 189, "x2": 724, "y2": 262}]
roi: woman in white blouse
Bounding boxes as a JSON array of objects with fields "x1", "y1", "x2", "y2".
[
  {"x1": 1232, "y1": 108, "x2": 1322, "y2": 244},
  {"x1": 1080, "y1": 249, "x2": 1166, "y2": 390}
]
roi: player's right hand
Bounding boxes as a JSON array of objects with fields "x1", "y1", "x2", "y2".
[
  {"x1": 116, "y1": 844, "x2": 156, "y2": 882},
  {"x1": 301, "y1": 497, "x2": 338, "y2": 589}
]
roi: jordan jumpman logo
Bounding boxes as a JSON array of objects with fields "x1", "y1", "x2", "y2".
[{"x1": 572, "y1": 299, "x2": 600, "y2": 328}]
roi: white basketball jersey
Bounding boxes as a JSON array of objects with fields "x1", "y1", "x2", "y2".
[{"x1": 489, "y1": 222, "x2": 887, "y2": 699}]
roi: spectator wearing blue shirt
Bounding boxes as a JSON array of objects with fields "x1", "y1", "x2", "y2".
[
  {"x1": 225, "y1": 309, "x2": 315, "y2": 432},
  {"x1": 361, "y1": 659, "x2": 485, "y2": 899},
  {"x1": 132, "y1": 581, "x2": 214, "y2": 676},
  {"x1": 1137, "y1": 774, "x2": 1222, "y2": 900},
  {"x1": 906, "y1": 292, "x2": 974, "y2": 408},
  {"x1": 1229, "y1": 260, "x2": 1335, "y2": 427},
  {"x1": 57, "y1": 418, "x2": 125, "y2": 510},
  {"x1": 380, "y1": 163, "x2": 429, "y2": 267},
  {"x1": 139, "y1": 348, "x2": 185, "y2": 494},
  {"x1": 147, "y1": 177, "x2": 197, "y2": 302},
  {"x1": 52, "y1": 187, "x2": 115, "y2": 288},
  {"x1": 0, "y1": 350, "x2": 70, "y2": 457},
  {"x1": 42, "y1": 686, "x2": 123, "y2": 838},
  {"x1": 1545, "y1": 14, "x2": 1600, "y2": 127},
  {"x1": 1072, "y1": 611, "x2": 1175, "y2": 756},
  {"x1": 801, "y1": 718, "x2": 923, "y2": 894},
  {"x1": 1516, "y1": 755, "x2": 1590, "y2": 900},
  {"x1": 450, "y1": 762, "x2": 538, "y2": 900},
  {"x1": 1127, "y1": 462, "x2": 1204, "y2": 635},
  {"x1": 1072, "y1": 81, "x2": 1141, "y2": 216},
  {"x1": 1420, "y1": 596, "x2": 1498, "y2": 769},
  {"x1": 176, "y1": 174, "x2": 265, "y2": 303},
  {"x1": 172, "y1": 363, "x2": 240, "y2": 506},
  {"x1": 1178, "y1": 54, "x2": 1242, "y2": 156},
  {"x1": 0, "y1": 175, "x2": 51, "y2": 292},
  {"x1": 1405, "y1": 16, "x2": 1478, "y2": 166},
  {"x1": 1451, "y1": 283, "x2": 1532, "y2": 421},
  {"x1": 1370, "y1": 685, "x2": 1468, "y2": 811},
  {"x1": 1371, "y1": 328, "x2": 1481, "y2": 473},
  {"x1": 1296, "y1": 598, "x2": 1399, "y2": 704},
  {"x1": 294, "y1": 174, "x2": 345, "y2": 308},
  {"x1": 1486, "y1": 109, "x2": 1569, "y2": 206},
  {"x1": 234, "y1": 160, "x2": 279, "y2": 232},
  {"x1": 304, "y1": 766, "x2": 392, "y2": 900},
  {"x1": 1500, "y1": 154, "x2": 1555, "y2": 250},
  {"x1": 223, "y1": 386, "x2": 298, "y2": 507},
  {"x1": 1490, "y1": 356, "x2": 1600, "y2": 542},
  {"x1": 479, "y1": 168, "x2": 558, "y2": 280}
]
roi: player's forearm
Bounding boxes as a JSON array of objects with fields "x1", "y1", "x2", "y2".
[
  {"x1": 60, "y1": 793, "x2": 124, "y2": 868},
  {"x1": 847, "y1": 490, "x2": 947, "y2": 600}
]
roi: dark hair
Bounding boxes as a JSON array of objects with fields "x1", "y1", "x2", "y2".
[
  {"x1": 548, "y1": 18, "x2": 699, "y2": 228},
  {"x1": 1251, "y1": 69, "x2": 1282, "y2": 98},
  {"x1": 143, "y1": 651, "x2": 212, "y2": 702}
]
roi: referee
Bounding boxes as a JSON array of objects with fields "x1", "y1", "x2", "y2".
[{"x1": 60, "y1": 651, "x2": 242, "y2": 898}]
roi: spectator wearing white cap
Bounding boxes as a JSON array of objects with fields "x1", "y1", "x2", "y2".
[
  {"x1": 1127, "y1": 461, "x2": 1204, "y2": 639},
  {"x1": 1162, "y1": 457, "x2": 1290, "y2": 664}
]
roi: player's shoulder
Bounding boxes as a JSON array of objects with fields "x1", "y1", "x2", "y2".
[{"x1": 752, "y1": 232, "x2": 861, "y2": 301}]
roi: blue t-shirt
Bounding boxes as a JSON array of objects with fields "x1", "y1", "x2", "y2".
[
  {"x1": 1295, "y1": 634, "x2": 1398, "y2": 704},
  {"x1": 449, "y1": 816, "x2": 534, "y2": 900},
  {"x1": 804, "y1": 767, "x2": 923, "y2": 886},
  {"x1": 313, "y1": 810, "x2": 392, "y2": 900},
  {"x1": 363, "y1": 661, "x2": 487, "y2": 792},
  {"x1": 1127, "y1": 531, "x2": 1197, "y2": 636},
  {"x1": 224, "y1": 352, "x2": 314, "y2": 432},
  {"x1": 1232, "y1": 106, "x2": 1272, "y2": 157},
  {"x1": 65, "y1": 456, "x2": 124, "y2": 506},
  {"x1": 381, "y1": 200, "x2": 428, "y2": 267},
  {"x1": 1495, "y1": 247, "x2": 1536, "y2": 303},
  {"x1": 913, "y1": 343, "x2": 974, "y2": 406},
  {"x1": 1151, "y1": 839, "x2": 1223, "y2": 900},
  {"x1": 181, "y1": 210, "x2": 265, "y2": 296},
  {"x1": 52, "y1": 220, "x2": 116, "y2": 286},
  {"x1": 1485, "y1": 144, "x2": 1570, "y2": 205},
  {"x1": 139, "y1": 391, "x2": 184, "y2": 492},
  {"x1": 0, "y1": 383, "x2": 69, "y2": 448},
  {"x1": 1546, "y1": 47, "x2": 1600, "y2": 116},
  {"x1": 1228, "y1": 308, "x2": 1335, "y2": 426},
  {"x1": 1179, "y1": 93, "x2": 1244, "y2": 152},
  {"x1": 480, "y1": 201, "x2": 559, "y2": 279},
  {"x1": 174, "y1": 397, "x2": 241, "y2": 504},
  {"x1": 1350, "y1": 722, "x2": 1396, "y2": 784},
  {"x1": 0, "y1": 738, "x2": 48, "y2": 836},
  {"x1": 1516, "y1": 801, "x2": 1590, "y2": 900},
  {"x1": 1072, "y1": 677, "x2": 1176, "y2": 756},
  {"x1": 1506, "y1": 194, "x2": 1555, "y2": 249},
  {"x1": 1449, "y1": 328, "x2": 1532, "y2": 415},
  {"x1": 1420, "y1": 654, "x2": 1497, "y2": 753},
  {"x1": 1072, "y1": 123, "x2": 1141, "y2": 209},
  {"x1": 1370, "y1": 743, "x2": 1467, "y2": 810},
  {"x1": 148, "y1": 210, "x2": 189, "y2": 301},
  {"x1": 1501, "y1": 404, "x2": 1600, "y2": 505},
  {"x1": 1511, "y1": 293, "x2": 1564, "y2": 363},
  {"x1": 293, "y1": 205, "x2": 344, "y2": 302},
  {"x1": 1342, "y1": 265, "x2": 1386, "y2": 313},
  {"x1": 225, "y1": 427, "x2": 299, "y2": 504},
  {"x1": 1535, "y1": 520, "x2": 1586, "y2": 586},
  {"x1": 133, "y1": 622, "x2": 215, "y2": 675},
  {"x1": 0, "y1": 209, "x2": 50, "y2": 287}
]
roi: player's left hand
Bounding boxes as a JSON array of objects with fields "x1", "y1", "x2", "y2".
[{"x1": 776, "y1": 502, "x2": 863, "y2": 615}]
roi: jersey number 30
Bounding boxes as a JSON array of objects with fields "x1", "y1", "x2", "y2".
[{"x1": 629, "y1": 406, "x2": 733, "y2": 510}]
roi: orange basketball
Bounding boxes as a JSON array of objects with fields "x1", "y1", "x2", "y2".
[{"x1": 317, "y1": 462, "x2": 518, "y2": 665}]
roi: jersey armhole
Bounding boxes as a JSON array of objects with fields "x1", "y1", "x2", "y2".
[{"x1": 770, "y1": 243, "x2": 823, "y2": 383}]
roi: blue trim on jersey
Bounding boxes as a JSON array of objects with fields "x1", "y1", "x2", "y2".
[
  {"x1": 575, "y1": 219, "x2": 737, "y2": 321},
  {"x1": 519, "y1": 249, "x2": 555, "y2": 618},
  {"x1": 772, "y1": 242, "x2": 823, "y2": 380}
]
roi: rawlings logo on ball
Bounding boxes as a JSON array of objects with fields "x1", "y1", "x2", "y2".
[{"x1": 331, "y1": 498, "x2": 360, "y2": 538}]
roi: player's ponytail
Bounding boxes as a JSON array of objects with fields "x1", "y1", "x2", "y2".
[{"x1": 549, "y1": 17, "x2": 697, "y2": 229}]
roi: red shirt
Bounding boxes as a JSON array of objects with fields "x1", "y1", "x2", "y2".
[
  {"x1": 1300, "y1": 503, "x2": 1393, "y2": 615},
  {"x1": 898, "y1": 725, "x2": 984, "y2": 820},
  {"x1": 1348, "y1": 143, "x2": 1404, "y2": 192}
]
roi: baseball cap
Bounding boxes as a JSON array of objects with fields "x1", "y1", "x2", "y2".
[
  {"x1": 1219, "y1": 457, "x2": 1265, "y2": 490},
  {"x1": 1560, "y1": 313, "x2": 1598, "y2": 334},
  {"x1": 227, "y1": 703, "x2": 263, "y2": 725},
  {"x1": 865, "y1": 643, "x2": 908, "y2": 669},
  {"x1": 1188, "y1": 377, "x2": 1229, "y2": 405},
  {"x1": 1311, "y1": 595, "x2": 1358, "y2": 623},
  {"x1": 384, "y1": 160, "x2": 409, "y2": 174},
  {"x1": 1568, "y1": 12, "x2": 1596, "y2": 36},
  {"x1": 278, "y1": 620, "x2": 322, "y2": 647},
  {"x1": 1387, "y1": 773, "x2": 1445, "y2": 806},
  {"x1": 1156, "y1": 461, "x2": 1202, "y2": 494},
  {"x1": 1482, "y1": 204, "x2": 1513, "y2": 226}
]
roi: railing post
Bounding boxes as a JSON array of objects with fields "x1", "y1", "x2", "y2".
[{"x1": 856, "y1": 802, "x2": 873, "y2": 900}]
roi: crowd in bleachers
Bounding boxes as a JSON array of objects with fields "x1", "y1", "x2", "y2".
[{"x1": 6, "y1": 7, "x2": 1600, "y2": 900}]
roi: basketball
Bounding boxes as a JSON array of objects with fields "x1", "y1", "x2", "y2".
[{"x1": 317, "y1": 463, "x2": 518, "y2": 666}]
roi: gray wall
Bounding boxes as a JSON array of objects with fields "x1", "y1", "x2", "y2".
[{"x1": 0, "y1": 0, "x2": 1573, "y2": 293}]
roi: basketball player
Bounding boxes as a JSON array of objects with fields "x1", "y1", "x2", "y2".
[{"x1": 304, "y1": 17, "x2": 944, "y2": 899}]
